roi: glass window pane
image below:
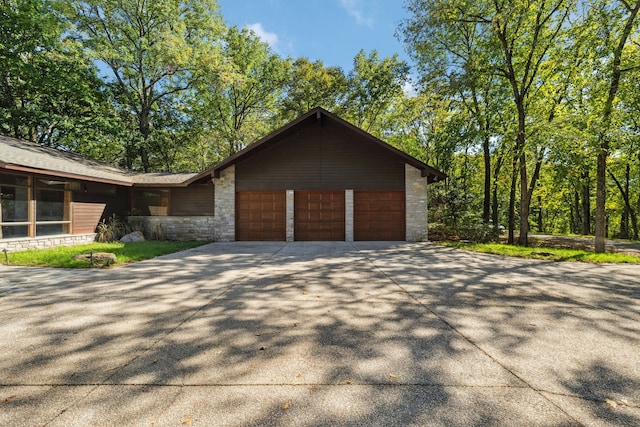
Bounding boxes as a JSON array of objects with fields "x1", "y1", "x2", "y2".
[
  {"x1": 1, "y1": 185, "x2": 29, "y2": 222},
  {"x1": 36, "y1": 189, "x2": 65, "y2": 221},
  {"x1": 1, "y1": 225, "x2": 28, "y2": 238},
  {"x1": 0, "y1": 173, "x2": 28, "y2": 186},
  {"x1": 36, "y1": 223, "x2": 68, "y2": 236}
]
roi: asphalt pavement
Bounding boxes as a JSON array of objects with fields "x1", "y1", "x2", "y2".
[{"x1": 1, "y1": 242, "x2": 638, "y2": 426}]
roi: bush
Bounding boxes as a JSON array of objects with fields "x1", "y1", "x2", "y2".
[{"x1": 96, "y1": 214, "x2": 127, "y2": 242}]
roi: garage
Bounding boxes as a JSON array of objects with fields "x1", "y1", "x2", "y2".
[
  {"x1": 236, "y1": 191, "x2": 286, "y2": 241},
  {"x1": 354, "y1": 190, "x2": 405, "y2": 241},
  {"x1": 295, "y1": 190, "x2": 345, "y2": 241},
  {"x1": 188, "y1": 107, "x2": 446, "y2": 242}
]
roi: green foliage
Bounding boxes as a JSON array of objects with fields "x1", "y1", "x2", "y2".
[
  {"x1": 342, "y1": 49, "x2": 409, "y2": 135},
  {"x1": 278, "y1": 58, "x2": 347, "y2": 121},
  {"x1": 192, "y1": 26, "x2": 289, "y2": 157},
  {"x1": 0, "y1": 0, "x2": 119, "y2": 154},
  {"x1": 3, "y1": 241, "x2": 206, "y2": 268},
  {"x1": 95, "y1": 214, "x2": 127, "y2": 242},
  {"x1": 1, "y1": 0, "x2": 639, "y2": 245},
  {"x1": 70, "y1": 0, "x2": 226, "y2": 171}
]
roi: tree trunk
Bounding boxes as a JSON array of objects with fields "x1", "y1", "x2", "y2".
[
  {"x1": 483, "y1": 135, "x2": 491, "y2": 224},
  {"x1": 139, "y1": 110, "x2": 151, "y2": 172},
  {"x1": 508, "y1": 152, "x2": 518, "y2": 245},
  {"x1": 537, "y1": 195, "x2": 544, "y2": 233},
  {"x1": 491, "y1": 153, "x2": 504, "y2": 234},
  {"x1": 571, "y1": 192, "x2": 580, "y2": 234},
  {"x1": 581, "y1": 170, "x2": 591, "y2": 235},
  {"x1": 515, "y1": 102, "x2": 529, "y2": 247},
  {"x1": 595, "y1": 150, "x2": 607, "y2": 252}
]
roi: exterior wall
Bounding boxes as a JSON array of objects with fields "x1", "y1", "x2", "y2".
[
  {"x1": 345, "y1": 189, "x2": 354, "y2": 242},
  {"x1": 128, "y1": 216, "x2": 215, "y2": 241},
  {"x1": 72, "y1": 202, "x2": 106, "y2": 234},
  {"x1": 0, "y1": 233, "x2": 96, "y2": 252},
  {"x1": 213, "y1": 165, "x2": 235, "y2": 241},
  {"x1": 405, "y1": 164, "x2": 429, "y2": 242},
  {"x1": 170, "y1": 183, "x2": 214, "y2": 216},
  {"x1": 286, "y1": 190, "x2": 294, "y2": 242},
  {"x1": 236, "y1": 120, "x2": 405, "y2": 191}
]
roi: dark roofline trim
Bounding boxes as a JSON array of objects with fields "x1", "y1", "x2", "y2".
[
  {"x1": 1, "y1": 164, "x2": 134, "y2": 186},
  {"x1": 185, "y1": 107, "x2": 446, "y2": 185}
]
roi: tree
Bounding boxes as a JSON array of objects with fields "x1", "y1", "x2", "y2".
[
  {"x1": 278, "y1": 57, "x2": 347, "y2": 121},
  {"x1": 71, "y1": 0, "x2": 225, "y2": 171},
  {"x1": 192, "y1": 26, "x2": 289, "y2": 157},
  {"x1": 342, "y1": 49, "x2": 409, "y2": 135},
  {"x1": 0, "y1": 0, "x2": 116, "y2": 154},
  {"x1": 402, "y1": 0, "x2": 574, "y2": 246},
  {"x1": 588, "y1": 0, "x2": 640, "y2": 252}
]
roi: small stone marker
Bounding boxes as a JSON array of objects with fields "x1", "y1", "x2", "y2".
[{"x1": 120, "y1": 231, "x2": 145, "y2": 243}]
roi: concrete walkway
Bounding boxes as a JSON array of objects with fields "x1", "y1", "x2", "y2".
[{"x1": 1, "y1": 242, "x2": 638, "y2": 426}]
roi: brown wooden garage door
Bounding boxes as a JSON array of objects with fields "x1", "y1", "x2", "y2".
[
  {"x1": 354, "y1": 191, "x2": 405, "y2": 241},
  {"x1": 295, "y1": 190, "x2": 345, "y2": 241},
  {"x1": 236, "y1": 191, "x2": 286, "y2": 241}
]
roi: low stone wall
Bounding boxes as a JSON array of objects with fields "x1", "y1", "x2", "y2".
[
  {"x1": 127, "y1": 216, "x2": 215, "y2": 241},
  {"x1": 0, "y1": 233, "x2": 97, "y2": 252}
]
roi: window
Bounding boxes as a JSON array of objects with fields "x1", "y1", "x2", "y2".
[
  {"x1": 131, "y1": 189, "x2": 169, "y2": 216},
  {"x1": 1, "y1": 174, "x2": 30, "y2": 238},
  {"x1": 35, "y1": 179, "x2": 70, "y2": 235},
  {"x1": 0, "y1": 173, "x2": 73, "y2": 239}
]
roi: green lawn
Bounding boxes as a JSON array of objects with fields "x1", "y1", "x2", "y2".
[
  {"x1": 440, "y1": 241, "x2": 640, "y2": 263},
  {"x1": 2, "y1": 241, "x2": 208, "y2": 268}
]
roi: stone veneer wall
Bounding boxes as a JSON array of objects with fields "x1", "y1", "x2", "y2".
[
  {"x1": 128, "y1": 216, "x2": 215, "y2": 241},
  {"x1": 0, "y1": 233, "x2": 97, "y2": 252},
  {"x1": 286, "y1": 190, "x2": 294, "y2": 242},
  {"x1": 214, "y1": 165, "x2": 235, "y2": 241},
  {"x1": 405, "y1": 163, "x2": 429, "y2": 242},
  {"x1": 345, "y1": 190, "x2": 354, "y2": 242}
]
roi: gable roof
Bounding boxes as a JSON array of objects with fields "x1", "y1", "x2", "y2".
[
  {"x1": 0, "y1": 135, "x2": 197, "y2": 186},
  {"x1": 186, "y1": 107, "x2": 446, "y2": 185}
]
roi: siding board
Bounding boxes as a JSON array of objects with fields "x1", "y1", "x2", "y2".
[
  {"x1": 236, "y1": 120, "x2": 405, "y2": 191},
  {"x1": 170, "y1": 184, "x2": 214, "y2": 216},
  {"x1": 72, "y1": 202, "x2": 106, "y2": 234}
]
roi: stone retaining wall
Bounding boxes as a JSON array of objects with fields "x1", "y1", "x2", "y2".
[
  {"x1": 127, "y1": 216, "x2": 215, "y2": 241},
  {"x1": 0, "y1": 233, "x2": 97, "y2": 252}
]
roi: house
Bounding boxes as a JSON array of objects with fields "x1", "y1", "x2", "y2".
[{"x1": 0, "y1": 108, "x2": 445, "y2": 251}]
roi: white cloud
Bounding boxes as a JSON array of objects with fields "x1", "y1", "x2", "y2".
[
  {"x1": 339, "y1": 0, "x2": 375, "y2": 28},
  {"x1": 402, "y1": 81, "x2": 417, "y2": 98},
  {"x1": 246, "y1": 22, "x2": 279, "y2": 49}
]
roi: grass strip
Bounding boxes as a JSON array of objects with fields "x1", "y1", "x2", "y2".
[
  {"x1": 440, "y1": 241, "x2": 640, "y2": 264},
  {"x1": 2, "y1": 241, "x2": 208, "y2": 268}
]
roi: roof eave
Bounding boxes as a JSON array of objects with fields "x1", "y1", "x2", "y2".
[{"x1": 1, "y1": 164, "x2": 134, "y2": 186}]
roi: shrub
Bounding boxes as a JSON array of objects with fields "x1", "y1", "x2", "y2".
[{"x1": 96, "y1": 214, "x2": 127, "y2": 242}]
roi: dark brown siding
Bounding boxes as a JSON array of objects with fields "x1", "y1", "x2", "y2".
[
  {"x1": 72, "y1": 184, "x2": 128, "y2": 223},
  {"x1": 236, "y1": 120, "x2": 405, "y2": 191},
  {"x1": 354, "y1": 191, "x2": 405, "y2": 241},
  {"x1": 170, "y1": 183, "x2": 214, "y2": 216},
  {"x1": 236, "y1": 191, "x2": 286, "y2": 241},
  {"x1": 72, "y1": 202, "x2": 106, "y2": 234},
  {"x1": 295, "y1": 191, "x2": 345, "y2": 241}
]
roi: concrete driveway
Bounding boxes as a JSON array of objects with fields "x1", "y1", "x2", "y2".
[{"x1": 1, "y1": 242, "x2": 638, "y2": 426}]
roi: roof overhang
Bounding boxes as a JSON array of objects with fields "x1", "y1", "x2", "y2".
[{"x1": 1, "y1": 163, "x2": 134, "y2": 186}]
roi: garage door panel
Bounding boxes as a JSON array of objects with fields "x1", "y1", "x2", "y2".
[
  {"x1": 236, "y1": 191, "x2": 286, "y2": 241},
  {"x1": 295, "y1": 190, "x2": 345, "y2": 241},
  {"x1": 354, "y1": 191, "x2": 405, "y2": 241}
]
